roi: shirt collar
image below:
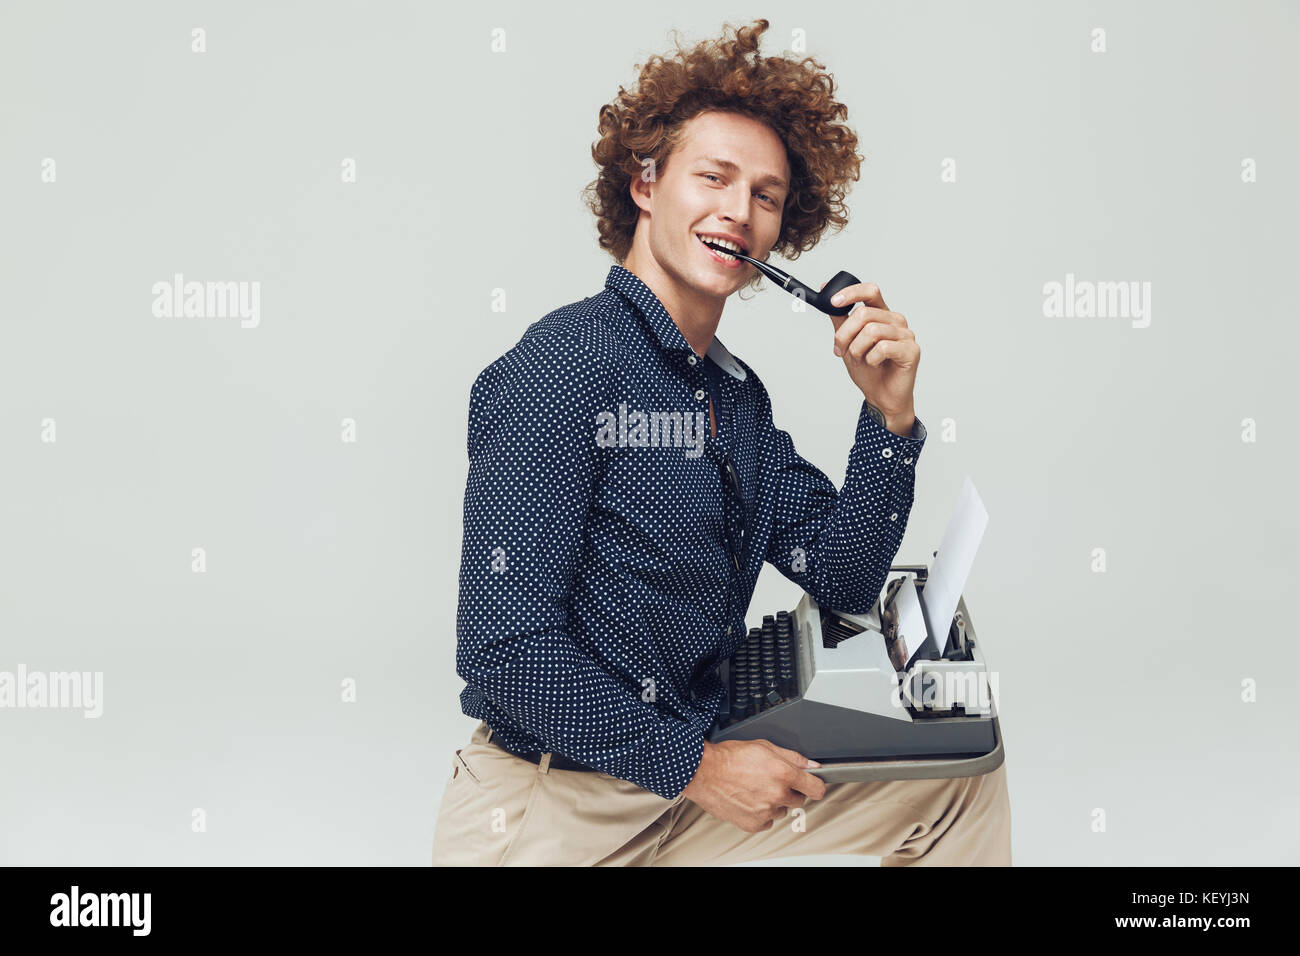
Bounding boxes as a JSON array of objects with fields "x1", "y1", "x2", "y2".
[{"x1": 604, "y1": 264, "x2": 748, "y2": 381}]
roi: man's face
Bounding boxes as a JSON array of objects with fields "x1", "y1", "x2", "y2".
[{"x1": 632, "y1": 111, "x2": 790, "y2": 300}]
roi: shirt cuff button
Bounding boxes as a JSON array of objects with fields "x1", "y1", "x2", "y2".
[
  {"x1": 889, "y1": 513, "x2": 898, "y2": 521},
  {"x1": 904, "y1": 456, "x2": 913, "y2": 465}
]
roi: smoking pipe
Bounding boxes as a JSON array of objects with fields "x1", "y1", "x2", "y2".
[{"x1": 701, "y1": 239, "x2": 862, "y2": 317}]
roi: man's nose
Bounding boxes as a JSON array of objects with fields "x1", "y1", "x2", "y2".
[{"x1": 720, "y1": 189, "x2": 751, "y2": 230}]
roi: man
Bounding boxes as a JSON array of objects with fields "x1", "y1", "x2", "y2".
[{"x1": 432, "y1": 19, "x2": 1010, "y2": 866}]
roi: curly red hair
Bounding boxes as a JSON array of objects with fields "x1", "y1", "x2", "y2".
[{"x1": 584, "y1": 19, "x2": 863, "y2": 291}]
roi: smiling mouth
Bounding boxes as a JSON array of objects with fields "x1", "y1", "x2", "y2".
[{"x1": 696, "y1": 234, "x2": 745, "y2": 265}]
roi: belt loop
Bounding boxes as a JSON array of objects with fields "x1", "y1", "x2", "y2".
[
  {"x1": 538, "y1": 753, "x2": 552, "y2": 774},
  {"x1": 485, "y1": 725, "x2": 493, "y2": 743}
]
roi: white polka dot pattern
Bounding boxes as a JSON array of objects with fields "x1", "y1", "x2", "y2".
[{"x1": 455, "y1": 265, "x2": 927, "y2": 799}]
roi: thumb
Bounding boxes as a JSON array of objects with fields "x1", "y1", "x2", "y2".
[
  {"x1": 821, "y1": 281, "x2": 848, "y2": 336},
  {"x1": 765, "y1": 740, "x2": 821, "y2": 769}
]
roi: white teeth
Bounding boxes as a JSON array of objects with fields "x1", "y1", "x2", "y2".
[{"x1": 699, "y1": 235, "x2": 741, "y2": 260}]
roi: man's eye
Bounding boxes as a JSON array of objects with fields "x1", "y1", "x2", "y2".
[{"x1": 703, "y1": 174, "x2": 778, "y2": 206}]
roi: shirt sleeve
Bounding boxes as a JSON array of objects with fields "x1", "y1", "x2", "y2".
[
  {"x1": 763, "y1": 398, "x2": 928, "y2": 615},
  {"x1": 456, "y1": 330, "x2": 705, "y2": 800}
]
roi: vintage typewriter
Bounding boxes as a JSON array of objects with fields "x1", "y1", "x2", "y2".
[{"x1": 708, "y1": 478, "x2": 1003, "y2": 784}]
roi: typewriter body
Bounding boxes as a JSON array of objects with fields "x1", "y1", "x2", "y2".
[{"x1": 708, "y1": 562, "x2": 1003, "y2": 784}]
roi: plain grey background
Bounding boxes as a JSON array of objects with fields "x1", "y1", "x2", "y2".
[{"x1": 2, "y1": 0, "x2": 1296, "y2": 866}]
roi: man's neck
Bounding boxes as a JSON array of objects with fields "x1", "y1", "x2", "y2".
[{"x1": 623, "y1": 247, "x2": 724, "y2": 357}]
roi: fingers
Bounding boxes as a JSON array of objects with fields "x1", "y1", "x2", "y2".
[
  {"x1": 768, "y1": 791, "x2": 810, "y2": 813},
  {"x1": 762, "y1": 740, "x2": 819, "y2": 770},
  {"x1": 760, "y1": 794, "x2": 806, "y2": 827},
  {"x1": 837, "y1": 320, "x2": 914, "y2": 363},
  {"x1": 757, "y1": 790, "x2": 813, "y2": 831},
  {"x1": 863, "y1": 339, "x2": 892, "y2": 367},
  {"x1": 872, "y1": 337, "x2": 922, "y2": 368},
  {"x1": 831, "y1": 281, "x2": 889, "y2": 312},
  {"x1": 732, "y1": 787, "x2": 820, "y2": 832},
  {"x1": 788, "y1": 768, "x2": 828, "y2": 801},
  {"x1": 757, "y1": 741, "x2": 828, "y2": 801},
  {"x1": 832, "y1": 308, "x2": 910, "y2": 354}
]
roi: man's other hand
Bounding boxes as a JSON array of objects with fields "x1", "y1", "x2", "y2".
[{"x1": 681, "y1": 738, "x2": 827, "y2": 832}]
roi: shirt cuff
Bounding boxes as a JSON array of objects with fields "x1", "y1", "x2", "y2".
[
  {"x1": 854, "y1": 402, "x2": 927, "y2": 465},
  {"x1": 638, "y1": 718, "x2": 706, "y2": 800}
]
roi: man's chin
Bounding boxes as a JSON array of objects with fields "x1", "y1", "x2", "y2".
[
  {"x1": 645, "y1": 247, "x2": 744, "y2": 299},
  {"x1": 690, "y1": 263, "x2": 746, "y2": 294},
  {"x1": 692, "y1": 276, "x2": 739, "y2": 301}
]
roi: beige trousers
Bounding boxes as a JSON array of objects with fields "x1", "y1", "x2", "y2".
[{"x1": 432, "y1": 721, "x2": 1011, "y2": 866}]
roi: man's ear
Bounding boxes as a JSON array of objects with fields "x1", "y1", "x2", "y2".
[{"x1": 628, "y1": 170, "x2": 653, "y2": 214}]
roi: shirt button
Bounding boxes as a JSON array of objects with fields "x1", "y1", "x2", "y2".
[
  {"x1": 695, "y1": 389, "x2": 706, "y2": 401},
  {"x1": 882, "y1": 448, "x2": 893, "y2": 459},
  {"x1": 687, "y1": 355, "x2": 698, "y2": 366},
  {"x1": 904, "y1": 456, "x2": 913, "y2": 465},
  {"x1": 725, "y1": 624, "x2": 732, "y2": 636},
  {"x1": 889, "y1": 512, "x2": 898, "y2": 521}
]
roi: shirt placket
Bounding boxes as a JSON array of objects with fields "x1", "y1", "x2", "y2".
[{"x1": 687, "y1": 356, "x2": 744, "y2": 648}]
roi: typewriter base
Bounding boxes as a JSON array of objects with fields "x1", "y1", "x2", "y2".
[
  {"x1": 801, "y1": 714, "x2": 1004, "y2": 784},
  {"x1": 709, "y1": 709, "x2": 1004, "y2": 784}
]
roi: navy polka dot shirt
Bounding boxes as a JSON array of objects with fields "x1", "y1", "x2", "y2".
[{"x1": 456, "y1": 265, "x2": 928, "y2": 799}]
